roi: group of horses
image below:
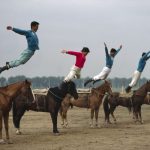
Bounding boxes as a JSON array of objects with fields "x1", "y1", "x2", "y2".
[{"x1": 0, "y1": 79, "x2": 150, "y2": 144}]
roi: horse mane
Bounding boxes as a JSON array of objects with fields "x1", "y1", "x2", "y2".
[{"x1": 135, "y1": 81, "x2": 150, "y2": 96}]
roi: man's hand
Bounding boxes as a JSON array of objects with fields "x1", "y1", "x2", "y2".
[
  {"x1": 104, "y1": 42, "x2": 107, "y2": 47},
  {"x1": 61, "y1": 50, "x2": 67, "y2": 54},
  {"x1": 7, "y1": 26, "x2": 13, "y2": 30},
  {"x1": 120, "y1": 45, "x2": 122, "y2": 49}
]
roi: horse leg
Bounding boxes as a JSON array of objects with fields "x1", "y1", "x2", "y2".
[
  {"x1": 59, "y1": 108, "x2": 64, "y2": 126},
  {"x1": 4, "y1": 112, "x2": 13, "y2": 144},
  {"x1": 139, "y1": 106, "x2": 143, "y2": 124},
  {"x1": 50, "y1": 102, "x2": 61, "y2": 135},
  {"x1": 133, "y1": 106, "x2": 139, "y2": 123},
  {"x1": 110, "y1": 106, "x2": 117, "y2": 123},
  {"x1": 95, "y1": 108, "x2": 100, "y2": 127},
  {"x1": 0, "y1": 111, "x2": 5, "y2": 144},
  {"x1": 64, "y1": 110, "x2": 69, "y2": 127},
  {"x1": 13, "y1": 108, "x2": 26, "y2": 135},
  {"x1": 90, "y1": 109, "x2": 94, "y2": 128}
]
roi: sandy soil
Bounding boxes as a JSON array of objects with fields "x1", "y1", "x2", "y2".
[{"x1": 1, "y1": 105, "x2": 150, "y2": 150}]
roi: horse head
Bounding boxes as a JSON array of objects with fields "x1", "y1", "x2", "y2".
[
  {"x1": 19, "y1": 80, "x2": 35, "y2": 103},
  {"x1": 60, "y1": 81, "x2": 78, "y2": 99},
  {"x1": 145, "y1": 80, "x2": 150, "y2": 92},
  {"x1": 97, "y1": 80, "x2": 113, "y2": 96}
]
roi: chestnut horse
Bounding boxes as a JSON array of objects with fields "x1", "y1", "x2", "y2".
[
  {"x1": 0, "y1": 80, "x2": 34, "y2": 144},
  {"x1": 60, "y1": 80, "x2": 112, "y2": 128},
  {"x1": 12, "y1": 81, "x2": 78, "y2": 135}
]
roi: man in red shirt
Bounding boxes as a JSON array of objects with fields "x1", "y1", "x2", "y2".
[{"x1": 61, "y1": 47, "x2": 90, "y2": 82}]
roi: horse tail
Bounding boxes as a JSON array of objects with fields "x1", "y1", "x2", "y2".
[
  {"x1": 103, "y1": 94, "x2": 110, "y2": 115},
  {"x1": 128, "y1": 97, "x2": 133, "y2": 113},
  {"x1": 69, "y1": 103, "x2": 73, "y2": 109},
  {"x1": 12, "y1": 100, "x2": 17, "y2": 127}
]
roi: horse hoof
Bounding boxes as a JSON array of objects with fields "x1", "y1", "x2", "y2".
[
  {"x1": 0, "y1": 139, "x2": 6, "y2": 144},
  {"x1": 16, "y1": 130, "x2": 22, "y2": 135},
  {"x1": 140, "y1": 121, "x2": 144, "y2": 124},
  {"x1": 53, "y1": 132, "x2": 60, "y2": 136},
  {"x1": 90, "y1": 125, "x2": 94, "y2": 128},
  {"x1": 6, "y1": 139, "x2": 13, "y2": 144}
]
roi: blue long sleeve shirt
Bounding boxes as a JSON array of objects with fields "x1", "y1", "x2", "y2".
[
  {"x1": 137, "y1": 51, "x2": 150, "y2": 72},
  {"x1": 13, "y1": 28, "x2": 39, "y2": 51},
  {"x1": 105, "y1": 46, "x2": 121, "y2": 69}
]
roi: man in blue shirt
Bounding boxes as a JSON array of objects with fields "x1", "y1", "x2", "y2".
[
  {"x1": 0, "y1": 21, "x2": 39, "y2": 74},
  {"x1": 125, "y1": 51, "x2": 150, "y2": 93},
  {"x1": 84, "y1": 42, "x2": 122, "y2": 86}
]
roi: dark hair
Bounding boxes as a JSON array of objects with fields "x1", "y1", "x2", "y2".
[
  {"x1": 142, "y1": 52, "x2": 146, "y2": 57},
  {"x1": 31, "y1": 21, "x2": 39, "y2": 28},
  {"x1": 81, "y1": 47, "x2": 90, "y2": 53},
  {"x1": 110, "y1": 48, "x2": 117, "y2": 53}
]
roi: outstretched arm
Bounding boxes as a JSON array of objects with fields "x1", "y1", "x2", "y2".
[
  {"x1": 61, "y1": 50, "x2": 81, "y2": 56},
  {"x1": 114, "y1": 45, "x2": 122, "y2": 56},
  {"x1": 104, "y1": 42, "x2": 109, "y2": 57},
  {"x1": 7, "y1": 26, "x2": 28, "y2": 35}
]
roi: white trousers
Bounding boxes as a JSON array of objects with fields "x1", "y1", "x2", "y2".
[
  {"x1": 129, "y1": 70, "x2": 141, "y2": 87},
  {"x1": 93, "y1": 66, "x2": 111, "y2": 80},
  {"x1": 64, "y1": 66, "x2": 81, "y2": 82}
]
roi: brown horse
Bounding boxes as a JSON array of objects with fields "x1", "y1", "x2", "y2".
[
  {"x1": 104, "y1": 81, "x2": 150, "y2": 124},
  {"x1": 60, "y1": 80, "x2": 112, "y2": 128},
  {"x1": 0, "y1": 80, "x2": 34, "y2": 144},
  {"x1": 132, "y1": 81, "x2": 150, "y2": 123}
]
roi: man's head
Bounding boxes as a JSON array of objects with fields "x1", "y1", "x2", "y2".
[
  {"x1": 110, "y1": 48, "x2": 117, "y2": 57},
  {"x1": 31, "y1": 21, "x2": 39, "y2": 32},
  {"x1": 142, "y1": 52, "x2": 146, "y2": 57},
  {"x1": 81, "y1": 47, "x2": 90, "y2": 56}
]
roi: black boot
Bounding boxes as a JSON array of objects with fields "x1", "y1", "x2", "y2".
[
  {"x1": 93, "y1": 79, "x2": 101, "y2": 85},
  {"x1": 0, "y1": 62, "x2": 10, "y2": 74},
  {"x1": 125, "y1": 86, "x2": 132, "y2": 93},
  {"x1": 84, "y1": 79, "x2": 94, "y2": 87}
]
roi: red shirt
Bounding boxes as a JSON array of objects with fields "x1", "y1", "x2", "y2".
[{"x1": 67, "y1": 51, "x2": 86, "y2": 68}]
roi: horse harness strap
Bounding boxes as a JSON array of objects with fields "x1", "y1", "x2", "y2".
[{"x1": 48, "y1": 89, "x2": 64, "y2": 100}]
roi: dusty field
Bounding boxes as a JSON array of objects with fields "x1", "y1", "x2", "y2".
[{"x1": 1, "y1": 105, "x2": 150, "y2": 150}]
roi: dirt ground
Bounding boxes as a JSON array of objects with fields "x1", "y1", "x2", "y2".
[{"x1": 1, "y1": 105, "x2": 150, "y2": 150}]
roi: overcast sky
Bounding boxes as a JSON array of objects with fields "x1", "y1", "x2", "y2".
[{"x1": 0, "y1": 0, "x2": 150, "y2": 78}]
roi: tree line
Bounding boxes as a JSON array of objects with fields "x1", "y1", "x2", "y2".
[{"x1": 0, "y1": 75, "x2": 149, "y2": 91}]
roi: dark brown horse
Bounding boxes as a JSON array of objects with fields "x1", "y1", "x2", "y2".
[
  {"x1": 60, "y1": 80, "x2": 112, "y2": 128},
  {"x1": 103, "y1": 92, "x2": 133, "y2": 124},
  {"x1": 104, "y1": 81, "x2": 150, "y2": 124},
  {"x1": 12, "y1": 81, "x2": 78, "y2": 135},
  {"x1": 0, "y1": 80, "x2": 34, "y2": 144}
]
